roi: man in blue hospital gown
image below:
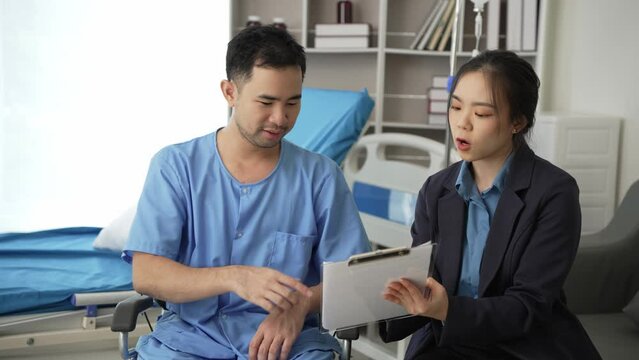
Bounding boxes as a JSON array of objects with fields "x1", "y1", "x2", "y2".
[{"x1": 122, "y1": 26, "x2": 370, "y2": 359}]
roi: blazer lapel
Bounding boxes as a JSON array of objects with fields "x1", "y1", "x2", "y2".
[
  {"x1": 478, "y1": 145, "x2": 534, "y2": 296},
  {"x1": 437, "y1": 190, "x2": 466, "y2": 295},
  {"x1": 478, "y1": 189, "x2": 524, "y2": 296}
]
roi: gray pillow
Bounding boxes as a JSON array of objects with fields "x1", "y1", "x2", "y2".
[{"x1": 623, "y1": 290, "x2": 639, "y2": 328}]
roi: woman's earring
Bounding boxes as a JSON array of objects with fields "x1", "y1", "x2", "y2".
[{"x1": 512, "y1": 128, "x2": 518, "y2": 134}]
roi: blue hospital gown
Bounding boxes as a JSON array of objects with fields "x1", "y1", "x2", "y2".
[{"x1": 123, "y1": 131, "x2": 370, "y2": 359}]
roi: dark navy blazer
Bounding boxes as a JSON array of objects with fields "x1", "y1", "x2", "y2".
[{"x1": 380, "y1": 145, "x2": 601, "y2": 360}]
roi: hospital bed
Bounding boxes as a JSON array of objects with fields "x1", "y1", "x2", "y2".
[
  {"x1": 0, "y1": 87, "x2": 374, "y2": 358},
  {"x1": 342, "y1": 133, "x2": 459, "y2": 360},
  {"x1": 4, "y1": 87, "x2": 457, "y2": 359}
]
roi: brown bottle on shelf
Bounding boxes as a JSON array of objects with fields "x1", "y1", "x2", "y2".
[{"x1": 337, "y1": 0, "x2": 352, "y2": 24}]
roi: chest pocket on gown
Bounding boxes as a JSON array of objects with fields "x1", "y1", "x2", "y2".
[{"x1": 268, "y1": 231, "x2": 315, "y2": 280}]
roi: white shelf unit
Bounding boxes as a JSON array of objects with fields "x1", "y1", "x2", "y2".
[{"x1": 231, "y1": 0, "x2": 547, "y2": 142}]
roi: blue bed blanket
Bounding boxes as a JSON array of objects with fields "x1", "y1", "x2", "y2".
[{"x1": 0, "y1": 227, "x2": 132, "y2": 315}]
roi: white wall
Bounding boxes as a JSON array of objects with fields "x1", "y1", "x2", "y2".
[
  {"x1": 543, "y1": 0, "x2": 639, "y2": 204},
  {"x1": 0, "y1": 0, "x2": 230, "y2": 231}
]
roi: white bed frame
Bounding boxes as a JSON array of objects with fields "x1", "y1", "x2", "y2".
[
  {"x1": 344, "y1": 132, "x2": 459, "y2": 249},
  {"x1": 342, "y1": 133, "x2": 459, "y2": 360},
  {"x1": 0, "y1": 290, "x2": 160, "y2": 358}
]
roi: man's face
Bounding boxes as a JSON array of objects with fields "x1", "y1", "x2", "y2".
[{"x1": 231, "y1": 66, "x2": 303, "y2": 149}]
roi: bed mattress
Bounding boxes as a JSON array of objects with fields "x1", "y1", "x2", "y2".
[{"x1": 0, "y1": 227, "x2": 132, "y2": 315}]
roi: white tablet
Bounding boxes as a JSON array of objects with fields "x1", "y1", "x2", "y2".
[{"x1": 321, "y1": 242, "x2": 435, "y2": 330}]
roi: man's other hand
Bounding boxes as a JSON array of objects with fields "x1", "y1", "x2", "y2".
[{"x1": 248, "y1": 298, "x2": 309, "y2": 360}]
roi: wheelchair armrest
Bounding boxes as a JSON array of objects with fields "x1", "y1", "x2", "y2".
[
  {"x1": 335, "y1": 327, "x2": 359, "y2": 340},
  {"x1": 111, "y1": 294, "x2": 154, "y2": 332}
]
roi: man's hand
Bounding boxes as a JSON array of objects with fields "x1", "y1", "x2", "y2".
[
  {"x1": 249, "y1": 298, "x2": 309, "y2": 360},
  {"x1": 383, "y1": 277, "x2": 449, "y2": 321},
  {"x1": 231, "y1": 266, "x2": 312, "y2": 313}
]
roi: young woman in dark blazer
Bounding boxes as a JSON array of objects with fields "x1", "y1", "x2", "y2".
[{"x1": 381, "y1": 50, "x2": 601, "y2": 359}]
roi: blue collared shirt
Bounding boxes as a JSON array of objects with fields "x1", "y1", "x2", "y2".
[
  {"x1": 455, "y1": 154, "x2": 514, "y2": 299},
  {"x1": 123, "y1": 131, "x2": 370, "y2": 359}
]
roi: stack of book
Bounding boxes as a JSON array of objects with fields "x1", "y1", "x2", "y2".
[
  {"x1": 314, "y1": 23, "x2": 370, "y2": 48},
  {"x1": 427, "y1": 75, "x2": 449, "y2": 125},
  {"x1": 409, "y1": 0, "x2": 456, "y2": 51}
]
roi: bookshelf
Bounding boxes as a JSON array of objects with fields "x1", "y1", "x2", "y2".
[{"x1": 230, "y1": 0, "x2": 547, "y2": 146}]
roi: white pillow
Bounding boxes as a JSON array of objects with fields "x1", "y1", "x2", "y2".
[{"x1": 92, "y1": 206, "x2": 137, "y2": 252}]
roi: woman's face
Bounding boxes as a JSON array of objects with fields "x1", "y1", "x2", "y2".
[{"x1": 448, "y1": 71, "x2": 517, "y2": 165}]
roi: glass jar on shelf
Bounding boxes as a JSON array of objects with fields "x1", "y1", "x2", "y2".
[
  {"x1": 245, "y1": 15, "x2": 262, "y2": 28},
  {"x1": 272, "y1": 17, "x2": 287, "y2": 31}
]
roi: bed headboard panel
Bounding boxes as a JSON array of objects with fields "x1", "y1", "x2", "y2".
[{"x1": 343, "y1": 133, "x2": 459, "y2": 248}]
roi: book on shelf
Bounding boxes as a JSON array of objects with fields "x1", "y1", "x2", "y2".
[
  {"x1": 426, "y1": 0, "x2": 455, "y2": 51},
  {"x1": 428, "y1": 113, "x2": 447, "y2": 125},
  {"x1": 410, "y1": 0, "x2": 447, "y2": 50},
  {"x1": 436, "y1": 1, "x2": 457, "y2": 52},
  {"x1": 522, "y1": 0, "x2": 538, "y2": 50},
  {"x1": 428, "y1": 99, "x2": 448, "y2": 114},
  {"x1": 486, "y1": 0, "x2": 501, "y2": 50},
  {"x1": 315, "y1": 23, "x2": 370, "y2": 37},
  {"x1": 315, "y1": 36, "x2": 369, "y2": 48},
  {"x1": 416, "y1": 0, "x2": 449, "y2": 50},
  {"x1": 428, "y1": 87, "x2": 449, "y2": 101},
  {"x1": 506, "y1": 0, "x2": 523, "y2": 51},
  {"x1": 432, "y1": 75, "x2": 449, "y2": 89}
]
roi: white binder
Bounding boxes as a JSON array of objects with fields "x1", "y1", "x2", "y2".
[{"x1": 321, "y1": 243, "x2": 435, "y2": 330}]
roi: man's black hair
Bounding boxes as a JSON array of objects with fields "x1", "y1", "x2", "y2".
[{"x1": 226, "y1": 26, "x2": 306, "y2": 83}]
